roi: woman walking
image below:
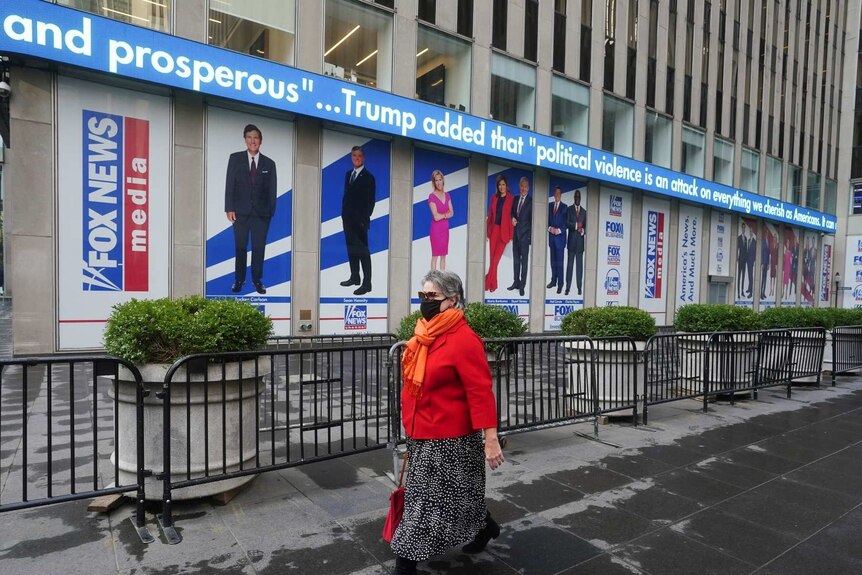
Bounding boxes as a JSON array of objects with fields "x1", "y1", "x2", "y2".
[{"x1": 391, "y1": 270, "x2": 504, "y2": 574}]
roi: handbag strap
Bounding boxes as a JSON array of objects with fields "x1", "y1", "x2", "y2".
[{"x1": 397, "y1": 451, "x2": 409, "y2": 487}]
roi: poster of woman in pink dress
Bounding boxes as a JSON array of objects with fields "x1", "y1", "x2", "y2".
[{"x1": 428, "y1": 169, "x2": 453, "y2": 271}]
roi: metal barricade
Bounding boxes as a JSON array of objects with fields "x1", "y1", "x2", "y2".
[
  {"x1": 0, "y1": 356, "x2": 152, "y2": 543},
  {"x1": 487, "y1": 336, "x2": 599, "y2": 437},
  {"x1": 786, "y1": 328, "x2": 826, "y2": 387},
  {"x1": 158, "y1": 344, "x2": 393, "y2": 543},
  {"x1": 267, "y1": 333, "x2": 397, "y2": 350},
  {"x1": 643, "y1": 332, "x2": 711, "y2": 425},
  {"x1": 831, "y1": 326, "x2": 862, "y2": 385}
]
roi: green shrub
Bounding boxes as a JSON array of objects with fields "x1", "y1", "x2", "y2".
[
  {"x1": 674, "y1": 304, "x2": 762, "y2": 332},
  {"x1": 760, "y1": 306, "x2": 832, "y2": 329},
  {"x1": 560, "y1": 306, "x2": 657, "y2": 341},
  {"x1": 396, "y1": 303, "x2": 527, "y2": 341},
  {"x1": 104, "y1": 296, "x2": 273, "y2": 364},
  {"x1": 817, "y1": 307, "x2": 862, "y2": 329}
]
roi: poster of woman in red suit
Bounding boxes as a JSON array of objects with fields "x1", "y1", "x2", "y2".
[{"x1": 484, "y1": 174, "x2": 514, "y2": 292}]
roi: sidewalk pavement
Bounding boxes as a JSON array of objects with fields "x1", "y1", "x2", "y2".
[{"x1": 0, "y1": 375, "x2": 860, "y2": 574}]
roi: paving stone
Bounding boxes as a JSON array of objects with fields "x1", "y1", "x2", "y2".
[
  {"x1": 552, "y1": 504, "x2": 659, "y2": 549},
  {"x1": 652, "y1": 468, "x2": 744, "y2": 506},
  {"x1": 614, "y1": 486, "x2": 704, "y2": 524},
  {"x1": 616, "y1": 528, "x2": 752, "y2": 575},
  {"x1": 497, "y1": 476, "x2": 585, "y2": 514},
  {"x1": 487, "y1": 519, "x2": 602, "y2": 575},
  {"x1": 557, "y1": 552, "x2": 648, "y2": 574},
  {"x1": 544, "y1": 465, "x2": 633, "y2": 494}
]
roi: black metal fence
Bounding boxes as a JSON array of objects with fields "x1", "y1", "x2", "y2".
[
  {"x1": 158, "y1": 343, "x2": 394, "y2": 543},
  {"x1": 0, "y1": 356, "x2": 152, "y2": 543},
  {"x1": 831, "y1": 326, "x2": 862, "y2": 384}
]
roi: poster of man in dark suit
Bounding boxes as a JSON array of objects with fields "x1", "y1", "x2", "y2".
[
  {"x1": 566, "y1": 190, "x2": 587, "y2": 296},
  {"x1": 736, "y1": 221, "x2": 749, "y2": 299},
  {"x1": 340, "y1": 145, "x2": 376, "y2": 295},
  {"x1": 225, "y1": 123, "x2": 277, "y2": 295},
  {"x1": 746, "y1": 224, "x2": 757, "y2": 298},
  {"x1": 509, "y1": 176, "x2": 532, "y2": 296},
  {"x1": 547, "y1": 186, "x2": 568, "y2": 293}
]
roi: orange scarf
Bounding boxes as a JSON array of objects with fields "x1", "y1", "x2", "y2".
[{"x1": 402, "y1": 308, "x2": 464, "y2": 398}]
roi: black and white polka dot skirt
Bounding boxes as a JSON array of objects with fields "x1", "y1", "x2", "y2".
[{"x1": 390, "y1": 432, "x2": 488, "y2": 561}]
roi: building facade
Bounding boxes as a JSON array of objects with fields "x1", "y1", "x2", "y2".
[{"x1": 0, "y1": 0, "x2": 857, "y2": 353}]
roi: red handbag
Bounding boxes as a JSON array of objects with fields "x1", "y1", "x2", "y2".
[{"x1": 382, "y1": 451, "x2": 409, "y2": 543}]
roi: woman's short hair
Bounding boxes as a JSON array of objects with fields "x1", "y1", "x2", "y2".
[{"x1": 422, "y1": 270, "x2": 465, "y2": 310}]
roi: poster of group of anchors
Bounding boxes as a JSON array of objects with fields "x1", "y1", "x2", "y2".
[{"x1": 12, "y1": 0, "x2": 837, "y2": 345}]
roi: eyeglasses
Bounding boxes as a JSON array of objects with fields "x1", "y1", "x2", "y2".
[{"x1": 417, "y1": 291, "x2": 445, "y2": 301}]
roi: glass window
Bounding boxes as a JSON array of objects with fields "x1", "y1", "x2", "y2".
[
  {"x1": 713, "y1": 138, "x2": 734, "y2": 185},
  {"x1": 824, "y1": 179, "x2": 837, "y2": 215},
  {"x1": 739, "y1": 147, "x2": 759, "y2": 193},
  {"x1": 58, "y1": 0, "x2": 169, "y2": 31},
  {"x1": 324, "y1": 0, "x2": 393, "y2": 90},
  {"x1": 551, "y1": 75, "x2": 589, "y2": 145},
  {"x1": 492, "y1": 0, "x2": 507, "y2": 49},
  {"x1": 490, "y1": 54, "x2": 536, "y2": 129},
  {"x1": 602, "y1": 95, "x2": 634, "y2": 157},
  {"x1": 416, "y1": 26, "x2": 471, "y2": 112},
  {"x1": 789, "y1": 164, "x2": 803, "y2": 204},
  {"x1": 418, "y1": 0, "x2": 436, "y2": 23},
  {"x1": 524, "y1": 0, "x2": 538, "y2": 62},
  {"x1": 209, "y1": 0, "x2": 295, "y2": 65},
  {"x1": 645, "y1": 112, "x2": 672, "y2": 168},
  {"x1": 457, "y1": 0, "x2": 474, "y2": 37},
  {"x1": 806, "y1": 171, "x2": 820, "y2": 210},
  {"x1": 765, "y1": 156, "x2": 783, "y2": 200},
  {"x1": 553, "y1": 2, "x2": 566, "y2": 72},
  {"x1": 681, "y1": 126, "x2": 705, "y2": 177}
]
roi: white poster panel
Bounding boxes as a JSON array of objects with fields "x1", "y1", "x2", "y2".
[
  {"x1": 484, "y1": 164, "x2": 534, "y2": 320},
  {"x1": 674, "y1": 204, "x2": 703, "y2": 313},
  {"x1": 596, "y1": 188, "x2": 632, "y2": 307},
  {"x1": 410, "y1": 148, "x2": 469, "y2": 310},
  {"x1": 708, "y1": 211, "x2": 730, "y2": 276},
  {"x1": 800, "y1": 231, "x2": 819, "y2": 307},
  {"x1": 819, "y1": 235, "x2": 833, "y2": 305},
  {"x1": 759, "y1": 222, "x2": 780, "y2": 309},
  {"x1": 781, "y1": 227, "x2": 799, "y2": 306},
  {"x1": 544, "y1": 176, "x2": 588, "y2": 330},
  {"x1": 639, "y1": 197, "x2": 670, "y2": 325},
  {"x1": 734, "y1": 217, "x2": 757, "y2": 308},
  {"x1": 842, "y1": 235, "x2": 862, "y2": 308},
  {"x1": 205, "y1": 108, "x2": 294, "y2": 335},
  {"x1": 319, "y1": 130, "x2": 390, "y2": 335},
  {"x1": 57, "y1": 76, "x2": 171, "y2": 349}
]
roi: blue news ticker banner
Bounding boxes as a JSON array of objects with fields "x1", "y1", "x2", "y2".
[{"x1": 0, "y1": 0, "x2": 838, "y2": 234}]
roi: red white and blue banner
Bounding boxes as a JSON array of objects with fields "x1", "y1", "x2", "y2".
[
  {"x1": 204, "y1": 107, "x2": 294, "y2": 335},
  {"x1": 708, "y1": 211, "x2": 731, "y2": 277},
  {"x1": 780, "y1": 227, "x2": 799, "y2": 306},
  {"x1": 58, "y1": 77, "x2": 170, "y2": 349},
  {"x1": 759, "y1": 222, "x2": 780, "y2": 309},
  {"x1": 674, "y1": 204, "x2": 702, "y2": 314},
  {"x1": 800, "y1": 231, "x2": 819, "y2": 307},
  {"x1": 639, "y1": 197, "x2": 669, "y2": 324},
  {"x1": 543, "y1": 176, "x2": 588, "y2": 331},
  {"x1": 596, "y1": 188, "x2": 632, "y2": 307},
  {"x1": 819, "y1": 236, "x2": 833, "y2": 304}
]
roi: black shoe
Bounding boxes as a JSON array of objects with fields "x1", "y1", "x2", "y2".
[
  {"x1": 577, "y1": 289, "x2": 582, "y2": 295},
  {"x1": 546, "y1": 280, "x2": 556, "y2": 289},
  {"x1": 519, "y1": 288, "x2": 525, "y2": 296},
  {"x1": 392, "y1": 556, "x2": 417, "y2": 575},
  {"x1": 231, "y1": 281, "x2": 244, "y2": 293},
  {"x1": 462, "y1": 512, "x2": 500, "y2": 554},
  {"x1": 340, "y1": 277, "x2": 360, "y2": 287},
  {"x1": 354, "y1": 284, "x2": 372, "y2": 295},
  {"x1": 253, "y1": 281, "x2": 266, "y2": 295},
  {"x1": 565, "y1": 288, "x2": 570, "y2": 296},
  {"x1": 557, "y1": 286, "x2": 562, "y2": 294},
  {"x1": 507, "y1": 283, "x2": 519, "y2": 291}
]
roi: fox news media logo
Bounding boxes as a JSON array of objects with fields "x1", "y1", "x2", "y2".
[
  {"x1": 82, "y1": 110, "x2": 151, "y2": 292},
  {"x1": 717, "y1": 225, "x2": 725, "y2": 233},
  {"x1": 604, "y1": 269, "x2": 621, "y2": 296},
  {"x1": 607, "y1": 245, "x2": 621, "y2": 265},
  {"x1": 717, "y1": 237, "x2": 724, "y2": 247},
  {"x1": 344, "y1": 304, "x2": 368, "y2": 330},
  {"x1": 605, "y1": 221, "x2": 625, "y2": 239},
  {"x1": 853, "y1": 286, "x2": 862, "y2": 302},
  {"x1": 857, "y1": 239, "x2": 862, "y2": 252},
  {"x1": 856, "y1": 270, "x2": 862, "y2": 283},
  {"x1": 609, "y1": 195, "x2": 623, "y2": 217},
  {"x1": 643, "y1": 211, "x2": 665, "y2": 299}
]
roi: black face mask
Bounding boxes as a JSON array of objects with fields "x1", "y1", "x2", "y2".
[{"x1": 420, "y1": 299, "x2": 443, "y2": 321}]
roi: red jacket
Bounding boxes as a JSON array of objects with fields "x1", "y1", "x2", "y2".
[
  {"x1": 486, "y1": 193, "x2": 514, "y2": 243},
  {"x1": 401, "y1": 318, "x2": 498, "y2": 440}
]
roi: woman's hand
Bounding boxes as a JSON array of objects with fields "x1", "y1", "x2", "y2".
[{"x1": 484, "y1": 429, "x2": 504, "y2": 470}]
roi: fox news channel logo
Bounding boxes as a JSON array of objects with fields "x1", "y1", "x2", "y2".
[
  {"x1": 609, "y1": 195, "x2": 623, "y2": 217},
  {"x1": 607, "y1": 244, "x2": 621, "y2": 265},
  {"x1": 604, "y1": 268, "x2": 621, "y2": 296},
  {"x1": 82, "y1": 110, "x2": 151, "y2": 292},
  {"x1": 856, "y1": 269, "x2": 862, "y2": 283},
  {"x1": 857, "y1": 239, "x2": 862, "y2": 252},
  {"x1": 344, "y1": 304, "x2": 368, "y2": 330},
  {"x1": 854, "y1": 286, "x2": 862, "y2": 302}
]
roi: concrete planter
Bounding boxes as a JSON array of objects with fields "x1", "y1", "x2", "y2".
[
  {"x1": 677, "y1": 334, "x2": 753, "y2": 392},
  {"x1": 110, "y1": 361, "x2": 265, "y2": 500},
  {"x1": 822, "y1": 334, "x2": 833, "y2": 374}
]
